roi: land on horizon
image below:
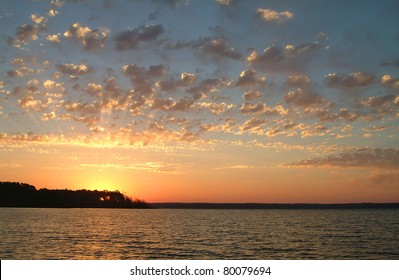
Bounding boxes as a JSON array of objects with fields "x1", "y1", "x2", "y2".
[{"x1": 1, "y1": 182, "x2": 398, "y2": 209}]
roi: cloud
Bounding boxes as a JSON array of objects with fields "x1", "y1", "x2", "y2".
[
  {"x1": 30, "y1": 14, "x2": 46, "y2": 24},
  {"x1": 247, "y1": 42, "x2": 319, "y2": 72},
  {"x1": 43, "y1": 79, "x2": 63, "y2": 90},
  {"x1": 73, "y1": 115, "x2": 99, "y2": 127},
  {"x1": 324, "y1": 72, "x2": 376, "y2": 88},
  {"x1": 197, "y1": 37, "x2": 241, "y2": 60},
  {"x1": 18, "y1": 95, "x2": 51, "y2": 112},
  {"x1": 84, "y1": 83, "x2": 102, "y2": 96},
  {"x1": 283, "y1": 88, "x2": 323, "y2": 106},
  {"x1": 243, "y1": 90, "x2": 262, "y2": 100},
  {"x1": 64, "y1": 23, "x2": 108, "y2": 50},
  {"x1": 235, "y1": 69, "x2": 266, "y2": 87},
  {"x1": 196, "y1": 102, "x2": 235, "y2": 115},
  {"x1": 49, "y1": 0, "x2": 63, "y2": 17},
  {"x1": 79, "y1": 160, "x2": 191, "y2": 174},
  {"x1": 214, "y1": 165, "x2": 256, "y2": 170},
  {"x1": 151, "y1": 97, "x2": 195, "y2": 111},
  {"x1": 7, "y1": 69, "x2": 25, "y2": 78},
  {"x1": 240, "y1": 102, "x2": 287, "y2": 116},
  {"x1": 14, "y1": 24, "x2": 39, "y2": 44},
  {"x1": 199, "y1": 118, "x2": 236, "y2": 134},
  {"x1": 284, "y1": 147, "x2": 399, "y2": 169},
  {"x1": 256, "y1": 8, "x2": 294, "y2": 23},
  {"x1": 156, "y1": 72, "x2": 197, "y2": 92},
  {"x1": 155, "y1": 80, "x2": 175, "y2": 92},
  {"x1": 186, "y1": 78, "x2": 230, "y2": 98},
  {"x1": 300, "y1": 124, "x2": 329, "y2": 138},
  {"x1": 380, "y1": 74, "x2": 399, "y2": 90},
  {"x1": 46, "y1": 34, "x2": 60, "y2": 43},
  {"x1": 55, "y1": 63, "x2": 93, "y2": 76},
  {"x1": 14, "y1": 79, "x2": 58, "y2": 112},
  {"x1": 215, "y1": 0, "x2": 234, "y2": 6},
  {"x1": 121, "y1": 64, "x2": 168, "y2": 98},
  {"x1": 239, "y1": 117, "x2": 267, "y2": 134},
  {"x1": 285, "y1": 74, "x2": 311, "y2": 87},
  {"x1": 360, "y1": 94, "x2": 396, "y2": 107},
  {"x1": 121, "y1": 64, "x2": 168, "y2": 81},
  {"x1": 138, "y1": 121, "x2": 199, "y2": 144},
  {"x1": 178, "y1": 72, "x2": 197, "y2": 87},
  {"x1": 305, "y1": 107, "x2": 360, "y2": 122},
  {"x1": 166, "y1": 37, "x2": 241, "y2": 60},
  {"x1": 9, "y1": 132, "x2": 50, "y2": 143},
  {"x1": 115, "y1": 24, "x2": 164, "y2": 50},
  {"x1": 41, "y1": 111, "x2": 56, "y2": 121}
]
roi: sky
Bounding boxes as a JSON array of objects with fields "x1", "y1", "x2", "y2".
[{"x1": 0, "y1": 0, "x2": 399, "y2": 203}]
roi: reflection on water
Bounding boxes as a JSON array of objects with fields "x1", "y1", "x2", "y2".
[{"x1": 1, "y1": 208, "x2": 398, "y2": 259}]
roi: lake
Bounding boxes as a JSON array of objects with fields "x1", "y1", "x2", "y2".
[{"x1": 0, "y1": 208, "x2": 398, "y2": 259}]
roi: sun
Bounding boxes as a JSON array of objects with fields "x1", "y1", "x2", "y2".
[{"x1": 75, "y1": 173, "x2": 121, "y2": 192}]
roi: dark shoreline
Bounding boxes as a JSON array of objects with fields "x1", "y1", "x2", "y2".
[
  {"x1": 150, "y1": 202, "x2": 399, "y2": 209},
  {"x1": 2, "y1": 182, "x2": 398, "y2": 210}
]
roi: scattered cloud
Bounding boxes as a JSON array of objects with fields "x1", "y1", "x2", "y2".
[
  {"x1": 79, "y1": 160, "x2": 191, "y2": 174},
  {"x1": 305, "y1": 107, "x2": 360, "y2": 122},
  {"x1": 14, "y1": 24, "x2": 39, "y2": 44},
  {"x1": 247, "y1": 42, "x2": 320, "y2": 72},
  {"x1": 115, "y1": 24, "x2": 164, "y2": 50},
  {"x1": 324, "y1": 72, "x2": 376, "y2": 88},
  {"x1": 197, "y1": 37, "x2": 241, "y2": 60},
  {"x1": 156, "y1": 72, "x2": 197, "y2": 92},
  {"x1": 380, "y1": 74, "x2": 399, "y2": 90},
  {"x1": 240, "y1": 102, "x2": 287, "y2": 116},
  {"x1": 121, "y1": 64, "x2": 168, "y2": 81},
  {"x1": 256, "y1": 8, "x2": 294, "y2": 23},
  {"x1": 64, "y1": 23, "x2": 108, "y2": 50},
  {"x1": 197, "y1": 102, "x2": 235, "y2": 115},
  {"x1": 215, "y1": 164, "x2": 256, "y2": 170},
  {"x1": 283, "y1": 88, "x2": 324, "y2": 106},
  {"x1": 186, "y1": 78, "x2": 230, "y2": 98},
  {"x1": 285, "y1": 74, "x2": 311, "y2": 87},
  {"x1": 46, "y1": 34, "x2": 60, "y2": 43},
  {"x1": 55, "y1": 63, "x2": 93, "y2": 76},
  {"x1": 239, "y1": 117, "x2": 267, "y2": 134},
  {"x1": 242, "y1": 90, "x2": 262, "y2": 100},
  {"x1": 284, "y1": 147, "x2": 399, "y2": 169},
  {"x1": 167, "y1": 36, "x2": 241, "y2": 60},
  {"x1": 215, "y1": 0, "x2": 234, "y2": 6},
  {"x1": 235, "y1": 68, "x2": 266, "y2": 87},
  {"x1": 359, "y1": 94, "x2": 396, "y2": 108},
  {"x1": 151, "y1": 97, "x2": 195, "y2": 111}
]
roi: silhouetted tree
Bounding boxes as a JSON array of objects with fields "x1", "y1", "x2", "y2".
[{"x1": 0, "y1": 182, "x2": 150, "y2": 208}]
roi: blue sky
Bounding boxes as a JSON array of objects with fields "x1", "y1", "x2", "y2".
[{"x1": 0, "y1": 0, "x2": 398, "y2": 202}]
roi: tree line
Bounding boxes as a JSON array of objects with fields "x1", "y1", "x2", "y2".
[{"x1": 0, "y1": 182, "x2": 150, "y2": 208}]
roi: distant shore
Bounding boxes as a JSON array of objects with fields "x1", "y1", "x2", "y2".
[
  {"x1": 150, "y1": 202, "x2": 399, "y2": 209},
  {"x1": 1, "y1": 182, "x2": 398, "y2": 210}
]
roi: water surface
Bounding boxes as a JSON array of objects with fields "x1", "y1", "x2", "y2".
[{"x1": 1, "y1": 208, "x2": 398, "y2": 259}]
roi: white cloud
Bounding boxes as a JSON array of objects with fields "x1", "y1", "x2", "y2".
[{"x1": 256, "y1": 8, "x2": 294, "y2": 23}]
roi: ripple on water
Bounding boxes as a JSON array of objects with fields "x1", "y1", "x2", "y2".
[{"x1": 0, "y1": 208, "x2": 398, "y2": 259}]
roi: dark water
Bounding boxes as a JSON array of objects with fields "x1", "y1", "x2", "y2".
[{"x1": 1, "y1": 208, "x2": 398, "y2": 259}]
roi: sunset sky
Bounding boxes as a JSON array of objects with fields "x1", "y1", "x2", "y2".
[{"x1": 1, "y1": 0, "x2": 398, "y2": 203}]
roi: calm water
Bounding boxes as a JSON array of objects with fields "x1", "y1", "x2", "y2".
[{"x1": 0, "y1": 208, "x2": 398, "y2": 259}]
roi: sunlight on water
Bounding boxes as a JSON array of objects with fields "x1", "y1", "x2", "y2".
[{"x1": 0, "y1": 208, "x2": 398, "y2": 259}]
